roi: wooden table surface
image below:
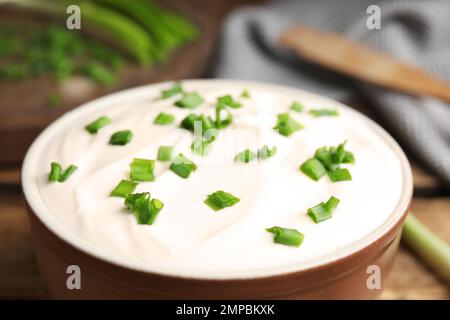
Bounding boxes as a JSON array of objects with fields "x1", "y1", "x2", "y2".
[{"x1": 0, "y1": 0, "x2": 449, "y2": 300}]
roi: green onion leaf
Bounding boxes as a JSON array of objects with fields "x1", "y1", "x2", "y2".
[
  {"x1": 110, "y1": 180, "x2": 138, "y2": 198},
  {"x1": 59, "y1": 165, "x2": 77, "y2": 182},
  {"x1": 217, "y1": 95, "x2": 242, "y2": 109},
  {"x1": 174, "y1": 92, "x2": 204, "y2": 109},
  {"x1": 314, "y1": 147, "x2": 339, "y2": 172},
  {"x1": 191, "y1": 138, "x2": 212, "y2": 156},
  {"x1": 130, "y1": 158, "x2": 155, "y2": 181},
  {"x1": 161, "y1": 82, "x2": 183, "y2": 99},
  {"x1": 290, "y1": 101, "x2": 303, "y2": 112},
  {"x1": 180, "y1": 114, "x2": 214, "y2": 133},
  {"x1": 124, "y1": 192, "x2": 164, "y2": 225},
  {"x1": 274, "y1": 113, "x2": 303, "y2": 137},
  {"x1": 48, "y1": 162, "x2": 62, "y2": 182},
  {"x1": 343, "y1": 151, "x2": 355, "y2": 164},
  {"x1": 204, "y1": 190, "x2": 240, "y2": 211},
  {"x1": 235, "y1": 149, "x2": 257, "y2": 163},
  {"x1": 266, "y1": 226, "x2": 304, "y2": 247},
  {"x1": 307, "y1": 196, "x2": 340, "y2": 223},
  {"x1": 157, "y1": 146, "x2": 173, "y2": 162},
  {"x1": 85, "y1": 116, "x2": 111, "y2": 134},
  {"x1": 214, "y1": 104, "x2": 233, "y2": 129},
  {"x1": 48, "y1": 162, "x2": 77, "y2": 182},
  {"x1": 170, "y1": 153, "x2": 197, "y2": 179},
  {"x1": 309, "y1": 109, "x2": 339, "y2": 117},
  {"x1": 241, "y1": 89, "x2": 251, "y2": 98},
  {"x1": 258, "y1": 145, "x2": 277, "y2": 160},
  {"x1": 300, "y1": 158, "x2": 327, "y2": 181},
  {"x1": 328, "y1": 168, "x2": 352, "y2": 182},
  {"x1": 154, "y1": 112, "x2": 175, "y2": 125},
  {"x1": 109, "y1": 130, "x2": 133, "y2": 145}
]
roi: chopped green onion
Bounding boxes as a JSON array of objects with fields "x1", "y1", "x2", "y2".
[
  {"x1": 300, "y1": 158, "x2": 327, "y2": 181},
  {"x1": 266, "y1": 226, "x2": 304, "y2": 247},
  {"x1": 290, "y1": 101, "x2": 303, "y2": 112},
  {"x1": 109, "y1": 130, "x2": 133, "y2": 145},
  {"x1": 274, "y1": 113, "x2": 303, "y2": 137},
  {"x1": 170, "y1": 153, "x2": 197, "y2": 179},
  {"x1": 204, "y1": 190, "x2": 240, "y2": 211},
  {"x1": 258, "y1": 145, "x2": 277, "y2": 160},
  {"x1": 343, "y1": 151, "x2": 355, "y2": 164},
  {"x1": 161, "y1": 82, "x2": 183, "y2": 99},
  {"x1": 325, "y1": 196, "x2": 340, "y2": 211},
  {"x1": 217, "y1": 95, "x2": 242, "y2": 108},
  {"x1": 309, "y1": 109, "x2": 339, "y2": 117},
  {"x1": 154, "y1": 112, "x2": 175, "y2": 125},
  {"x1": 307, "y1": 196, "x2": 340, "y2": 223},
  {"x1": 59, "y1": 165, "x2": 77, "y2": 182},
  {"x1": 240, "y1": 89, "x2": 251, "y2": 98},
  {"x1": 174, "y1": 92, "x2": 204, "y2": 109},
  {"x1": 48, "y1": 162, "x2": 77, "y2": 182},
  {"x1": 328, "y1": 168, "x2": 352, "y2": 182},
  {"x1": 214, "y1": 104, "x2": 233, "y2": 129},
  {"x1": 191, "y1": 138, "x2": 213, "y2": 156},
  {"x1": 180, "y1": 114, "x2": 214, "y2": 133},
  {"x1": 124, "y1": 192, "x2": 164, "y2": 225},
  {"x1": 157, "y1": 146, "x2": 173, "y2": 162},
  {"x1": 48, "y1": 162, "x2": 62, "y2": 182},
  {"x1": 130, "y1": 158, "x2": 155, "y2": 181},
  {"x1": 110, "y1": 180, "x2": 138, "y2": 198},
  {"x1": 314, "y1": 147, "x2": 339, "y2": 172},
  {"x1": 235, "y1": 149, "x2": 257, "y2": 163},
  {"x1": 85, "y1": 116, "x2": 111, "y2": 134}
]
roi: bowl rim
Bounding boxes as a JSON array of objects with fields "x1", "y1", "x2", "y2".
[{"x1": 21, "y1": 79, "x2": 413, "y2": 280}]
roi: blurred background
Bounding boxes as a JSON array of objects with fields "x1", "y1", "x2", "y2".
[{"x1": 0, "y1": 0, "x2": 448, "y2": 299}]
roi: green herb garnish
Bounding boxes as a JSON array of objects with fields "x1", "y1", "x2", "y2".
[
  {"x1": 161, "y1": 82, "x2": 183, "y2": 99},
  {"x1": 204, "y1": 190, "x2": 240, "y2": 211},
  {"x1": 274, "y1": 113, "x2": 303, "y2": 137},
  {"x1": 130, "y1": 158, "x2": 155, "y2": 181},
  {"x1": 307, "y1": 196, "x2": 340, "y2": 223},
  {"x1": 124, "y1": 192, "x2": 164, "y2": 225},
  {"x1": 48, "y1": 162, "x2": 62, "y2": 182},
  {"x1": 258, "y1": 145, "x2": 277, "y2": 160},
  {"x1": 328, "y1": 168, "x2": 352, "y2": 182},
  {"x1": 217, "y1": 95, "x2": 242, "y2": 109},
  {"x1": 266, "y1": 226, "x2": 304, "y2": 247},
  {"x1": 85, "y1": 116, "x2": 111, "y2": 134},
  {"x1": 48, "y1": 162, "x2": 77, "y2": 183},
  {"x1": 300, "y1": 141, "x2": 354, "y2": 182},
  {"x1": 154, "y1": 112, "x2": 175, "y2": 125},
  {"x1": 157, "y1": 146, "x2": 173, "y2": 162},
  {"x1": 240, "y1": 89, "x2": 251, "y2": 98},
  {"x1": 309, "y1": 109, "x2": 339, "y2": 117},
  {"x1": 214, "y1": 103, "x2": 233, "y2": 129},
  {"x1": 174, "y1": 92, "x2": 204, "y2": 109},
  {"x1": 110, "y1": 180, "x2": 138, "y2": 198},
  {"x1": 109, "y1": 130, "x2": 133, "y2": 145},
  {"x1": 170, "y1": 153, "x2": 197, "y2": 179},
  {"x1": 290, "y1": 101, "x2": 303, "y2": 112},
  {"x1": 180, "y1": 114, "x2": 214, "y2": 133},
  {"x1": 299, "y1": 158, "x2": 327, "y2": 181},
  {"x1": 235, "y1": 149, "x2": 257, "y2": 163}
]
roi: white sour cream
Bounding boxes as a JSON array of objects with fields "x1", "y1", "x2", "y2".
[{"x1": 22, "y1": 80, "x2": 411, "y2": 279}]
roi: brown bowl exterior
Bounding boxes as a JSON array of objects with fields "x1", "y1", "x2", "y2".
[{"x1": 26, "y1": 201, "x2": 408, "y2": 300}]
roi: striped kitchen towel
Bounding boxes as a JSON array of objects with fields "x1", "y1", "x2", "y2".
[{"x1": 213, "y1": 0, "x2": 450, "y2": 189}]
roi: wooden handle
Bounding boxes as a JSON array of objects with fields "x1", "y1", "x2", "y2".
[{"x1": 280, "y1": 26, "x2": 450, "y2": 104}]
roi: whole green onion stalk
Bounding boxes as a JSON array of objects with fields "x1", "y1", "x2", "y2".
[{"x1": 402, "y1": 213, "x2": 450, "y2": 285}]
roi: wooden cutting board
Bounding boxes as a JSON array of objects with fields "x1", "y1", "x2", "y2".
[{"x1": 0, "y1": 0, "x2": 255, "y2": 166}]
